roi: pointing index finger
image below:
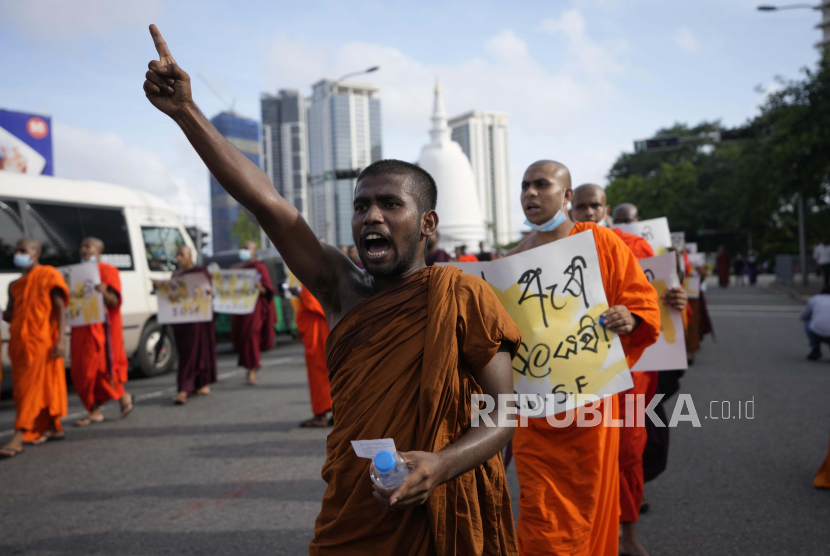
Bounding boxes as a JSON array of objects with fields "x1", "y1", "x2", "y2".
[{"x1": 149, "y1": 24, "x2": 176, "y2": 63}]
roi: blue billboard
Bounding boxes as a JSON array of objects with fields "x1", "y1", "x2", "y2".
[{"x1": 0, "y1": 109, "x2": 53, "y2": 176}]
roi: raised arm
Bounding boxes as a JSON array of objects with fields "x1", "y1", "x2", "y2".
[{"x1": 142, "y1": 25, "x2": 349, "y2": 302}]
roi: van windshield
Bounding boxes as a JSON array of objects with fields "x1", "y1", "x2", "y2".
[{"x1": 142, "y1": 226, "x2": 186, "y2": 272}]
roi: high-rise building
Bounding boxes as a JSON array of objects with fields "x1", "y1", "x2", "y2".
[
  {"x1": 819, "y1": 1, "x2": 830, "y2": 50},
  {"x1": 261, "y1": 90, "x2": 309, "y2": 222},
  {"x1": 307, "y1": 79, "x2": 382, "y2": 246},
  {"x1": 449, "y1": 110, "x2": 513, "y2": 247},
  {"x1": 209, "y1": 111, "x2": 260, "y2": 253}
]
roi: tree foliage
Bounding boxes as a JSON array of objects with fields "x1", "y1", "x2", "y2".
[
  {"x1": 230, "y1": 209, "x2": 261, "y2": 248},
  {"x1": 605, "y1": 56, "x2": 830, "y2": 259}
]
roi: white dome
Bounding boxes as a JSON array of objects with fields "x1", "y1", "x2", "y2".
[{"x1": 417, "y1": 85, "x2": 487, "y2": 251}]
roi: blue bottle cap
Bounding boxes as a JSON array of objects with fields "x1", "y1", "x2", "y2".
[
  {"x1": 599, "y1": 316, "x2": 607, "y2": 328},
  {"x1": 374, "y1": 450, "x2": 395, "y2": 473}
]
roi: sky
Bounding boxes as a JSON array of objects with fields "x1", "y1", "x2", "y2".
[{"x1": 0, "y1": 0, "x2": 825, "y2": 243}]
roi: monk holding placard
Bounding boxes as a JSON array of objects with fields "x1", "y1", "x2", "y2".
[
  {"x1": 230, "y1": 241, "x2": 275, "y2": 386},
  {"x1": 1, "y1": 239, "x2": 69, "y2": 460},
  {"x1": 72, "y1": 238, "x2": 134, "y2": 426},
  {"x1": 143, "y1": 25, "x2": 521, "y2": 554},
  {"x1": 161, "y1": 245, "x2": 217, "y2": 405},
  {"x1": 509, "y1": 165, "x2": 660, "y2": 556}
]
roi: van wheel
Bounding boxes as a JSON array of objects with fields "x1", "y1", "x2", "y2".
[{"x1": 135, "y1": 320, "x2": 177, "y2": 377}]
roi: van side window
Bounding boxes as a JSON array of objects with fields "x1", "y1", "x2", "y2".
[
  {"x1": 142, "y1": 226, "x2": 185, "y2": 272},
  {"x1": 0, "y1": 200, "x2": 25, "y2": 271},
  {"x1": 79, "y1": 208, "x2": 134, "y2": 270},
  {"x1": 24, "y1": 202, "x2": 83, "y2": 268}
]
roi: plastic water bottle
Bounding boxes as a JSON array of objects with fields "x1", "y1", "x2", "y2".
[{"x1": 370, "y1": 450, "x2": 410, "y2": 490}]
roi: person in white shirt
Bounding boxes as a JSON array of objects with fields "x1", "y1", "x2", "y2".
[
  {"x1": 801, "y1": 286, "x2": 830, "y2": 360},
  {"x1": 813, "y1": 237, "x2": 830, "y2": 287}
]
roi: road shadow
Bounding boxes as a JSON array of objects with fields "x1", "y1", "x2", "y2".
[
  {"x1": 0, "y1": 528, "x2": 315, "y2": 555},
  {"x1": 67, "y1": 421, "x2": 300, "y2": 440},
  {"x1": 54, "y1": 479, "x2": 326, "y2": 503},
  {"x1": 216, "y1": 382, "x2": 310, "y2": 392},
  {"x1": 188, "y1": 438, "x2": 326, "y2": 458}
]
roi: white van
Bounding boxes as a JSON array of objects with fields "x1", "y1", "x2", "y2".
[{"x1": 0, "y1": 172, "x2": 197, "y2": 380}]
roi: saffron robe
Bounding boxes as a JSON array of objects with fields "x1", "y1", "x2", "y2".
[
  {"x1": 815, "y1": 435, "x2": 830, "y2": 489},
  {"x1": 513, "y1": 222, "x2": 660, "y2": 556},
  {"x1": 230, "y1": 260, "x2": 276, "y2": 369},
  {"x1": 70, "y1": 262, "x2": 129, "y2": 411},
  {"x1": 9, "y1": 265, "x2": 70, "y2": 442},
  {"x1": 295, "y1": 285, "x2": 332, "y2": 416},
  {"x1": 310, "y1": 265, "x2": 522, "y2": 556},
  {"x1": 171, "y1": 266, "x2": 217, "y2": 393},
  {"x1": 612, "y1": 227, "x2": 658, "y2": 523}
]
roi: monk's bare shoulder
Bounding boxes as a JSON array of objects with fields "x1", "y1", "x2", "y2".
[
  {"x1": 507, "y1": 232, "x2": 538, "y2": 256},
  {"x1": 324, "y1": 263, "x2": 377, "y2": 327}
]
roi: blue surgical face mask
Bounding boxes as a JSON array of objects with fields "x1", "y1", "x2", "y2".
[
  {"x1": 238, "y1": 249, "x2": 252, "y2": 261},
  {"x1": 13, "y1": 253, "x2": 32, "y2": 269},
  {"x1": 83, "y1": 255, "x2": 97, "y2": 264},
  {"x1": 524, "y1": 199, "x2": 568, "y2": 233}
]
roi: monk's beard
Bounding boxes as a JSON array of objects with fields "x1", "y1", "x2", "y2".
[{"x1": 358, "y1": 222, "x2": 422, "y2": 280}]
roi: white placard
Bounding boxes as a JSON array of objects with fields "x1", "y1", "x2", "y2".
[
  {"x1": 686, "y1": 242, "x2": 698, "y2": 254},
  {"x1": 446, "y1": 230, "x2": 632, "y2": 416},
  {"x1": 614, "y1": 217, "x2": 672, "y2": 255},
  {"x1": 351, "y1": 438, "x2": 397, "y2": 459},
  {"x1": 211, "y1": 269, "x2": 259, "y2": 315},
  {"x1": 59, "y1": 263, "x2": 105, "y2": 327},
  {"x1": 631, "y1": 253, "x2": 688, "y2": 371},
  {"x1": 670, "y1": 231, "x2": 686, "y2": 251},
  {"x1": 156, "y1": 272, "x2": 213, "y2": 324},
  {"x1": 684, "y1": 275, "x2": 702, "y2": 299}
]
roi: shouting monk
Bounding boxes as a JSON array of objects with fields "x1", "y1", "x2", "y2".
[
  {"x1": 575, "y1": 187, "x2": 686, "y2": 556},
  {"x1": 143, "y1": 25, "x2": 521, "y2": 554},
  {"x1": 168, "y1": 245, "x2": 217, "y2": 405},
  {"x1": 230, "y1": 241, "x2": 276, "y2": 386},
  {"x1": 1, "y1": 239, "x2": 69, "y2": 459},
  {"x1": 509, "y1": 165, "x2": 660, "y2": 556},
  {"x1": 73, "y1": 237, "x2": 134, "y2": 426}
]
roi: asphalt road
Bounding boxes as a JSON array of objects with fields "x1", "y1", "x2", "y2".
[{"x1": 1, "y1": 283, "x2": 828, "y2": 555}]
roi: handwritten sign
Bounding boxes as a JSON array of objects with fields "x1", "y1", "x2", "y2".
[
  {"x1": 670, "y1": 231, "x2": 686, "y2": 252},
  {"x1": 59, "y1": 263, "x2": 105, "y2": 327},
  {"x1": 156, "y1": 272, "x2": 213, "y2": 324},
  {"x1": 211, "y1": 269, "x2": 259, "y2": 315},
  {"x1": 351, "y1": 439, "x2": 397, "y2": 459},
  {"x1": 447, "y1": 230, "x2": 632, "y2": 416},
  {"x1": 614, "y1": 217, "x2": 672, "y2": 255},
  {"x1": 631, "y1": 253, "x2": 688, "y2": 371},
  {"x1": 684, "y1": 252, "x2": 706, "y2": 299}
]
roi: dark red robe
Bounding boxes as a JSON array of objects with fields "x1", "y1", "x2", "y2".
[
  {"x1": 171, "y1": 266, "x2": 217, "y2": 393},
  {"x1": 230, "y1": 260, "x2": 276, "y2": 370}
]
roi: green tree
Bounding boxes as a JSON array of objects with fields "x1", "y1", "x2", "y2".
[{"x1": 231, "y1": 209, "x2": 261, "y2": 248}]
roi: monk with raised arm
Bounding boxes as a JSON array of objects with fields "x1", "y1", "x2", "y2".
[
  {"x1": 230, "y1": 241, "x2": 276, "y2": 386},
  {"x1": 143, "y1": 25, "x2": 522, "y2": 555},
  {"x1": 574, "y1": 186, "x2": 686, "y2": 556},
  {"x1": 0, "y1": 239, "x2": 69, "y2": 460},
  {"x1": 72, "y1": 237, "x2": 134, "y2": 426},
  {"x1": 509, "y1": 165, "x2": 660, "y2": 556}
]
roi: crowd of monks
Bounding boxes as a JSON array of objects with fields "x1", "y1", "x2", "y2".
[{"x1": 2, "y1": 22, "x2": 827, "y2": 556}]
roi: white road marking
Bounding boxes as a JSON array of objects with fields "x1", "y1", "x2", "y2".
[{"x1": 0, "y1": 356, "x2": 303, "y2": 439}]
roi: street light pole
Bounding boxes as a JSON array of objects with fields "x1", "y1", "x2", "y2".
[
  {"x1": 320, "y1": 66, "x2": 379, "y2": 245},
  {"x1": 798, "y1": 190, "x2": 809, "y2": 286}
]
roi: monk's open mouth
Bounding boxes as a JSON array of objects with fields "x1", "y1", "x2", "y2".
[{"x1": 364, "y1": 233, "x2": 392, "y2": 259}]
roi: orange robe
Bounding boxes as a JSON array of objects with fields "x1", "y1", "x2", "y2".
[
  {"x1": 458, "y1": 254, "x2": 479, "y2": 262},
  {"x1": 815, "y1": 435, "x2": 830, "y2": 489},
  {"x1": 513, "y1": 222, "x2": 660, "y2": 556},
  {"x1": 296, "y1": 286, "x2": 332, "y2": 416},
  {"x1": 8, "y1": 265, "x2": 70, "y2": 442},
  {"x1": 611, "y1": 228, "x2": 659, "y2": 524},
  {"x1": 310, "y1": 265, "x2": 521, "y2": 555},
  {"x1": 70, "y1": 262, "x2": 128, "y2": 411}
]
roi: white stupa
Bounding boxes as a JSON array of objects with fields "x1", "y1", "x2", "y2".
[{"x1": 417, "y1": 84, "x2": 487, "y2": 251}]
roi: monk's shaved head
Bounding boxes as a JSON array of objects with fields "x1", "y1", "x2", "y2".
[
  {"x1": 175, "y1": 244, "x2": 194, "y2": 270},
  {"x1": 80, "y1": 237, "x2": 105, "y2": 259},
  {"x1": 16, "y1": 238, "x2": 41, "y2": 254},
  {"x1": 572, "y1": 184, "x2": 609, "y2": 224},
  {"x1": 521, "y1": 160, "x2": 574, "y2": 227},
  {"x1": 241, "y1": 240, "x2": 258, "y2": 257},
  {"x1": 612, "y1": 203, "x2": 639, "y2": 224}
]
